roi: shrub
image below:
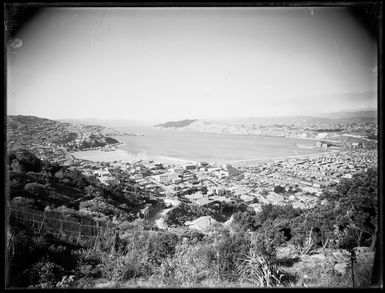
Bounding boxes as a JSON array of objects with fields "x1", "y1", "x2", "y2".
[
  {"x1": 217, "y1": 232, "x2": 251, "y2": 281},
  {"x1": 24, "y1": 182, "x2": 48, "y2": 197},
  {"x1": 56, "y1": 275, "x2": 76, "y2": 288},
  {"x1": 273, "y1": 185, "x2": 286, "y2": 194},
  {"x1": 250, "y1": 221, "x2": 287, "y2": 260},
  {"x1": 147, "y1": 231, "x2": 179, "y2": 266},
  {"x1": 99, "y1": 254, "x2": 137, "y2": 282},
  {"x1": 232, "y1": 209, "x2": 258, "y2": 231},
  {"x1": 150, "y1": 240, "x2": 218, "y2": 287},
  {"x1": 27, "y1": 259, "x2": 65, "y2": 288},
  {"x1": 73, "y1": 249, "x2": 103, "y2": 279},
  {"x1": 237, "y1": 251, "x2": 286, "y2": 287},
  {"x1": 9, "y1": 149, "x2": 42, "y2": 173}
]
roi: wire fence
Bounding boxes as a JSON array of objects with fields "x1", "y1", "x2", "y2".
[
  {"x1": 8, "y1": 206, "x2": 116, "y2": 247},
  {"x1": 7, "y1": 186, "x2": 165, "y2": 249}
]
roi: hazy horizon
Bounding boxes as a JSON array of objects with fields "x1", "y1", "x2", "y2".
[
  {"x1": 7, "y1": 7, "x2": 378, "y2": 122},
  {"x1": 7, "y1": 105, "x2": 377, "y2": 126}
]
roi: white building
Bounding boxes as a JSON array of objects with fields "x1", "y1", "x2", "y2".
[
  {"x1": 185, "y1": 191, "x2": 204, "y2": 201},
  {"x1": 240, "y1": 194, "x2": 254, "y2": 203},
  {"x1": 171, "y1": 167, "x2": 185, "y2": 174},
  {"x1": 153, "y1": 172, "x2": 180, "y2": 185}
]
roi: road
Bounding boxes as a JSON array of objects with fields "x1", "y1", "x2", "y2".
[{"x1": 151, "y1": 197, "x2": 181, "y2": 230}]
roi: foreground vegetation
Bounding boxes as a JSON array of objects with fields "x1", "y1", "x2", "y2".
[{"x1": 6, "y1": 150, "x2": 379, "y2": 288}]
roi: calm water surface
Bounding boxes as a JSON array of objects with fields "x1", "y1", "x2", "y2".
[{"x1": 114, "y1": 126, "x2": 328, "y2": 163}]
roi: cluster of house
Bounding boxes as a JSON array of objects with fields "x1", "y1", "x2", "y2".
[
  {"x1": 242, "y1": 119, "x2": 377, "y2": 140},
  {"x1": 18, "y1": 143, "x2": 74, "y2": 166},
  {"x1": 13, "y1": 138, "x2": 377, "y2": 233},
  {"x1": 179, "y1": 148, "x2": 377, "y2": 231},
  {"x1": 241, "y1": 149, "x2": 376, "y2": 191}
]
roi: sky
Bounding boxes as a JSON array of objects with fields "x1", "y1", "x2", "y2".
[{"x1": 7, "y1": 7, "x2": 378, "y2": 122}]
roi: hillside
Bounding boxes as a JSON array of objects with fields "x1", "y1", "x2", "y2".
[
  {"x1": 7, "y1": 115, "x2": 120, "y2": 152},
  {"x1": 59, "y1": 118, "x2": 150, "y2": 131},
  {"x1": 154, "y1": 119, "x2": 197, "y2": 128},
  {"x1": 7, "y1": 152, "x2": 378, "y2": 288},
  {"x1": 8, "y1": 149, "x2": 151, "y2": 221},
  {"x1": 153, "y1": 112, "x2": 377, "y2": 140}
]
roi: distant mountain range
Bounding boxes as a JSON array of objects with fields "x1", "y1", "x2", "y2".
[
  {"x1": 156, "y1": 111, "x2": 377, "y2": 128},
  {"x1": 154, "y1": 110, "x2": 377, "y2": 136},
  {"x1": 154, "y1": 119, "x2": 198, "y2": 128},
  {"x1": 316, "y1": 110, "x2": 377, "y2": 119},
  {"x1": 60, "y1": 118, "x2": 155, "y2": 127}
]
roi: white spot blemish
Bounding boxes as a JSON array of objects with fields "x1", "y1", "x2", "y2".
[{"x1": 9, "y1": 38, "x2": 23, "y2": 50}]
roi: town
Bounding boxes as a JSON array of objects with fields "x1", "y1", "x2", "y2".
[
  {"x1": 68, "y1": 145, "x2": 377, "y2": 229},
  {"x1": 7, "y1": 115, "x2": 378, "y2": 231}
]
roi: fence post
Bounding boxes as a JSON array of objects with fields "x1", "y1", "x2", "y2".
[
  {"x1": 93, "y1": 221, "x2": 100, "y2": 251},
  {"x1": 93, "y1": 230, "x2": 99, "y2": 251},
  {"x1": 57, "y1": 214, "x2": 63, "y2": 238},
  {"x1": 351, "y1": 249, "x2": 356, "y2": 287},
  {"x1": 77, "y1": 223, "x2": 82, "y2": 245},
  {"x1": 31, "y1": 213, "x2": 35, "y2": 230},
  {"x1": 104, "y1": 223, "x2": 109, "y2": 238},
  {"x1": 111, "y1": 228, "x2": 118, "y2": 255},
  {"x1": 39, "y1": 216, "x2": 46, "y2": 233}
]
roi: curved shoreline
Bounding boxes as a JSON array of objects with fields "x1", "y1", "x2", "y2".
[
  {"x1": 226, "y1": 149, "x2": 344, "y2": 166},
  {"x1": 71, "y1": 134, "x2": 345, "y2": 166},
  {"x1": 71, "y1": 148, "x2": 343, "y2": 168},
  {"x1": 71, "y1": 148, "x2": 137, "y2": 163}
]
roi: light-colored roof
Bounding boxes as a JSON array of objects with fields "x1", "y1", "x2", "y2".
[
  {"x1": 210, "y1": 196, "x2": 231, "y2": 203},
  {"x1": 195, "y1": 197, "x2": 211, "y2": 206},
  {"x1": 185, "y1": 216, "x2": 217, "y2": 230}
]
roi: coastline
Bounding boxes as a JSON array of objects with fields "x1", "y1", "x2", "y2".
[
  {"x1": 156, "y1": 127, "x2": 321, "y2": 141},
  {"x1": 71, "y1": 148, "x2": 137, "y2": 163},
  {"x1": 227, "y1": 149, "x2": 344, "y2": 167},
  {"x1": 71, "y1": 132, "x2": 344, "y2": 167},
  {"x1": 151, "y1": 155, "x2": 197, "y2": 166},
  {"x1": 71, "y1": 146, "x2": 341, "y2": 167},
  {"x1": 71, "y1": 148, "x2": 197, "y2": 166}
]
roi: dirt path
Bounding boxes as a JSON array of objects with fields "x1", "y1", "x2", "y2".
[{"x1": 153, "y1": 198, "x2": 181, "y2": 230}]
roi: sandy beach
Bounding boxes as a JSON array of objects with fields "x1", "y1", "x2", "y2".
[
  {"x1": 229, "y1": 149, "x2": 343, "y2": 167},
  {"x1": 71, "y1": 147, "x2": 346, "y2": 168},
  {"x1": 71, "y1": 149, "x2": 139, "y2": 163},
  {"x1": 151, "y1": 155, "x2": 197, "y2": 166},
  {"x1": 71, "y1": 149, "x2": 197, "y2": 166}
]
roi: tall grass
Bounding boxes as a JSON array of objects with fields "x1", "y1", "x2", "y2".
[{"x1": 237, "y1": 251, "x2": 287, "y2": 287}]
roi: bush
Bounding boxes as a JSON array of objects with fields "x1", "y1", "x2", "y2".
[
  {"x1": 73, "y1": 249, "x2": 103, "y2": 279},
  {"x1": 9, "y1": 149, "x2": 42, "y2": 173},
  {"x1": 232, "y1": 209, "x2": 258, "y2": 231},
  {"x1": 237, "y1": 251, "x2": 287, "y2": 287},
  {"x1": 149, "y1": 240, "x2": 219, "y2": 287},
  {"x1": 217, "y1": 232, "x2": 251, "y2": 281},
  {"x1": 56, "y1": 275, "x2": 76, "y2": 288},
  {"x1": 27, "y1": 259, "x2": 65, "y2": 288},
  {"x1": 100, "y1": 254, "x2": 137, "y2": 282},
  {"x1": 24, "y1": 182, "x2": 48, "y2": 197},
  {"x1": 273, "y1": 186, "x2": 286, "y2": 194},
  {"x1": 147, "y1": 232, "x2": 179, "y2": 266},
  {"x1": 250, "y1": 222, "x2": 286, "y2": 260}
]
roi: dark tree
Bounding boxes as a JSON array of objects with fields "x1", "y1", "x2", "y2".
[{"x1": 9, "y1": 149, "x2": 42, "y2": 173}]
